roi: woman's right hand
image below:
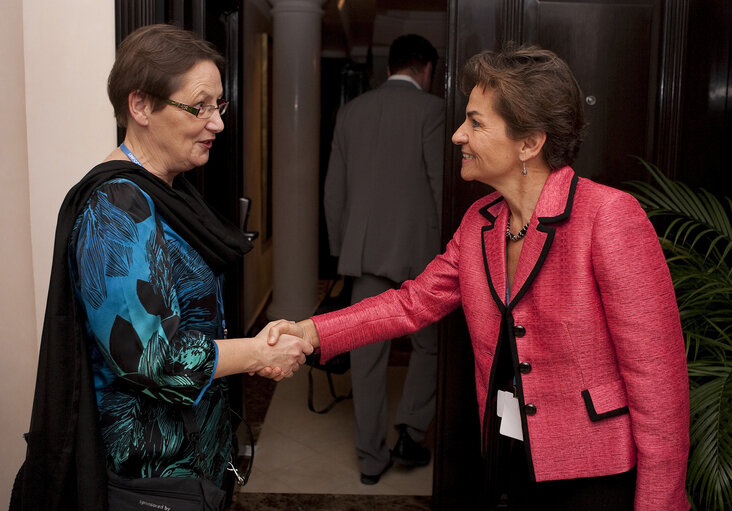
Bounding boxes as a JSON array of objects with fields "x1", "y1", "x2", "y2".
[
  {"x1": 267, "y1": 319, "x2": 320, "y2": 350},
  {"x1": 248, "y1": 319, "x2": 321, "y2": 380},
  {"x1": 213, "y1": 320, "x2": 313, "y2": 381},
  {"x1": 251, "y1": 321, "x2": 314, "y2": 379}
]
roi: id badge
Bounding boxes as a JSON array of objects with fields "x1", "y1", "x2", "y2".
[{"x1": 497, "y1": 390, "x2": 523, "y2": 441}]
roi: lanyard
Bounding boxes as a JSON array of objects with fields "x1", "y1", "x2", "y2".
[
  {"x1": 120, "y1": 143, "x2": 228, "y2": 337},
  {"x1": 216, "y1": 275, "x2": 228, "y2": 338},
  {"x1": 120, "y1": 142, "x2": 143, "y2": 167},
  {"x1": 120, "y1": 144, "x2": 229, "y2": 338}
]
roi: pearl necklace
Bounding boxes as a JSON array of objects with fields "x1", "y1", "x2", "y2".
[{"x1": 506, "y1": 214, "x2": 530, "y2": 242}]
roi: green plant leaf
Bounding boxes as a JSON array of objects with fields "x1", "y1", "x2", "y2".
[
  {"x1": 686, "y1": 367, "x2": 732, "y2": 510},
  {"x1": 626, "y1": 158, "x2": 732, "y2": 510}
]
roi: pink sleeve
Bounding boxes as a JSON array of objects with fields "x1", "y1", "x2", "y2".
[
  {"x1": 314, "y1": 228, "x2": 465, "y2": 362},
  {"x1": 591, "y1": 193, "x2": 689, "y2": 510}
]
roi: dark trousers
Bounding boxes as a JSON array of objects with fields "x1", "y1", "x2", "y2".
[
  {"x1": 484, "y1": 327, "x2": 636, "y2": 510},
  {"x1": 492, "y1": 437, "x2": 636, "y2": 511},
  {"x1": 349, "y1": 274, "x2": 438, "y2": 475}
]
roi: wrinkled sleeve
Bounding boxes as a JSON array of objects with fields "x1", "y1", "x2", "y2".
[
  {"x1": 591, "y1": 193, "x2": 689, "y2": 510},
  {"x1": 73, "y1": 180, "x2": 217, "y2": 406},
  {"x1": 314, "y1": 221, "x2": 465, "y2": 362}
]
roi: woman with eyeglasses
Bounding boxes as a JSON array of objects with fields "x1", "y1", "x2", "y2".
[{"x1": 11, "y1": 24, "x2": 311, "y2": 510}]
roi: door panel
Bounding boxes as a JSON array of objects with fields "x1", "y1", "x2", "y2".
[
  {"x1": 114, "y1": 0, "x2": 245, "y2": 419},
  {"x1": 114, "y1": 1, "x2": 245, "y2": 337},
  {"x1": 526, "y1": 0, "x2": 659, "y2": 187},
  {"x1": 436, "y1": 0, "x2": 692, "y2": 508},
  {"x1": 433, "y1": 1, "x2": 497, "y2": 508}
]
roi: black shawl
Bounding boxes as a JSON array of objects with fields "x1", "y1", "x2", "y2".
[{"x1": 11, "y1": 160, "x2": 252, "y2": 510}]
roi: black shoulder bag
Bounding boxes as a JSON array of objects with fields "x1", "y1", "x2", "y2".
[
  {"x1": 306, "y1": 352, "x2": 352, "y2": 414},
  {"x1": 106, "y1": 408, "x2": 246, "y2": 511}
]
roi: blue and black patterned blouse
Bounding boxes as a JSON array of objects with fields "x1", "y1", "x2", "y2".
[{"x1": 70, "y1": 178, "x2": 231, "y2": 485}]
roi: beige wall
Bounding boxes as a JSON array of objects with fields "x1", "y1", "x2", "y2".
[
  {"x1": 0, "y1": 0, "x2": 116, "y2": 506},
  {"x1": 24, "y1": 1, "x2": 117, "y2": 337},
  {"x1": 0, "y1": 0, "x2": 38, "y2": 506}
]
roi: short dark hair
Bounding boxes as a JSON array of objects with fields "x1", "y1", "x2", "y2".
[
  {"x1": 107, "y1": 24, "x2": 224, "y2": 127},
  {"x1": 460, "y1": 44, "x2": 586, "y2": 170},
  {"x1": 388, "y1": 34, "x2": 438, "y2": 76}
]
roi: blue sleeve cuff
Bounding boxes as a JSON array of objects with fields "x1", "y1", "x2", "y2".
[{"x1": 192, "y1": 338, "x2": 218, "y2": 406}]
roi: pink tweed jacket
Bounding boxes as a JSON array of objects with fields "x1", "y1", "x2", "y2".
[{"x1": 313, "y1": 166, "x2": 689, "y2": 510}]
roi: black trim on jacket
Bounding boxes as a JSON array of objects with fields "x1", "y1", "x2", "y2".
[{"x1": 581, "y1": 390, "x2": 631, "y2": 422}]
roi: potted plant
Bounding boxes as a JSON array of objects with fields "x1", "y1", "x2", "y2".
[{"x1": 627, "y1": 159, "x2": 732, "y2": 510}]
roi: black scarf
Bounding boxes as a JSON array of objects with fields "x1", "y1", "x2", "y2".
[{"x1": 11, "y1": 160, "x2": 252, "y2": 511}]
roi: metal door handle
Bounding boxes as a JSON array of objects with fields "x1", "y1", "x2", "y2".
[{"x1": 239, "y1": 197, "x2": 259, "y2": 242}]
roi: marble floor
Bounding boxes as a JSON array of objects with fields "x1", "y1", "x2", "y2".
[
  {"x1": 228, "y1": 280, "x2": 434, "y2": 510},
  {"x1": 231, "y1": 366, "x2": 434, "y2": 510}
]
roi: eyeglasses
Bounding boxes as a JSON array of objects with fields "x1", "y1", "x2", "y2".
[{"x1": 164, "y1": 97, "x2": 229, "y2": 119}]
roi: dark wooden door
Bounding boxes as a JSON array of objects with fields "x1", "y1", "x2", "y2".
[
  {"x1": 520, "y1": 0, "x2": 689, "y2": 188},
  {"x1": 679, "y1": 0, "x2": 732, "y2": 193},
  {"x1": 114, "y1": 0, "x2": 246, "y2": 419},
  {"x1": 432, "y1": 2, "x2": 496, "y2": 507},
  {"x1": 522, "y1": 0, "x2": 664, "y2": 188},
  {"x1": 114, "y1": 0, "x2": 245, "y2": 337}
]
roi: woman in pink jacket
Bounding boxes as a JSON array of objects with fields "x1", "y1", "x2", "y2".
[{"x1": 271, "y1": 45, "x2": 689, "y2": 510}]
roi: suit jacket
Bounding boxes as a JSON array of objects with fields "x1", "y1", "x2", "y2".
[
  {"x1": 324, "y1": 78, "x2": 445, "y2": 282},
  {"x1": 314, "y1": 167, "x2": 690, "y2": 510}
]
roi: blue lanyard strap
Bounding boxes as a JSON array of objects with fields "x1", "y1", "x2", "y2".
[
  {"x1": 120, "y1": 142, "x2": 143, "y2": 167},
  {"x1": 216, "y1": 275, "x2": 227, "y2": 338}
]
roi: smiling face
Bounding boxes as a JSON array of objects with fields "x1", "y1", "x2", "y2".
[
  {"x1": 452, "y1": 87, "x2": 524, "y2": 187},
  {"x1": 146, "y1": 59, "x2": 224, "y2": 174}
]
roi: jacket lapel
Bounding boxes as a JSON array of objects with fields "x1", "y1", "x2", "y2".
[
  {"x1": 509, "y1": 167, "x2": 578, "y2": 309},
  {"x1": 479, "y1": 196, "x2": 509, "y2": 313},
  {"x1": 478, "y1": 167, "x2": 578, "y2": 311},
  {"x1": 509, "y1": 218, "x2": 551, "y2": 308}
]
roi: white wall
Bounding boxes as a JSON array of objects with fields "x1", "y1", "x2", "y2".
[
  {"x1": 0, "y1": 0, "x2": 38, "y2": 506},
  {"x1": 0, "y1": 0, "x2": 116, "y2": 506},
  {"x1": 24, "y1": 1, "x2": 117, "y2": 337}
]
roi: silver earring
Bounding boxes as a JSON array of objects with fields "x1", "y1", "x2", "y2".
[{"x1": 522, "y1": 161, "x2": 527, "y2": 176}]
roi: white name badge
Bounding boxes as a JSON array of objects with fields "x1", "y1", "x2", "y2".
[{"x1": 497, "y1": 390, "x2": 524, "y2": 441}]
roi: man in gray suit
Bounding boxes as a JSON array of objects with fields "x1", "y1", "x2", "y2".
[{"x1": 324, "y1": 34, "x2": 444, "y2": 485}]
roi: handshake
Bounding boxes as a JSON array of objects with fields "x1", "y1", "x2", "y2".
[{"x1": 241, "y1": 319, "x2": 321, "y2": 381}]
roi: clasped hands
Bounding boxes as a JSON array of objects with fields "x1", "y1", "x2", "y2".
[{"x1": 248, "y1": 319, "x2": 320, "y2": 381}]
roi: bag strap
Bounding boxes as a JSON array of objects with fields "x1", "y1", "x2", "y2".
[
  {"x1": 181, "y1": 408, "x2": 211, "y2": 480},
  {"x1": 229, "y1": 414, "x2": 254, "y2": 487},
  {"x1": 181, "y1": 407, "x2": 255, "y2": 488},
  {"x1": 307, "y1": 366, "x2": 353, "y2": 414}
]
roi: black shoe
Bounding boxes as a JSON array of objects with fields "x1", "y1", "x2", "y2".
[
  {"x1": 391, "y1": 425, "x2": 431, "y2": 467},
  {"x1": 360, "y1": 460, "x2": 392, "y2": 485}
]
